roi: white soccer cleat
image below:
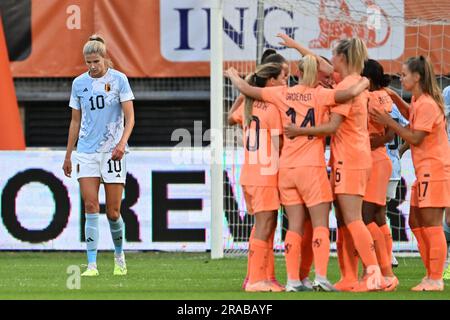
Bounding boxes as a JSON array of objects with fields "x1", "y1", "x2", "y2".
[
  {"x1": 313, "y1": 278, "x2": 339, "y2": 292},
  {"x1": 391, "y1": 253, "x2": 399, "y2": 268},
  {"x1": 285, "y1": 280, "x2": 313, "y2": 292},
  {"x1": 301, "y1": 277, "x2": 313, "y2": 290}
]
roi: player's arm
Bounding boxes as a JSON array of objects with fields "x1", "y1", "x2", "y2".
[
  {"x1": 277, "y1": 33, "x2": 334, "y2": 75},
  {"x1": 370, "y1": 109, "x2": 427, "y2": 146},
  {"x1": 271, "y1": 133, "x2": 283, "y2": 157},
  {"x1": 228, "y1": 94, "x2": 244, "y2": 126},
  {"x1": 399, "y1": 140, "x2": 410, "y2": 158},
  {"x1": 112, "y1": 100, "x2": 135, "y2": 161},
  {"x1": 384, "y1": 87, "x2": 410, "y2": 119},
  {"x1": 334, "y1": 77, "x2": 370, "y2": 103},
  {"x1": 63, "y1": 109, "x2": 81, "y2": 177},
  {"x1": 225, "y1": 68, "x2": 263, "y2": 100},
  {"x1": 370, "y1": 127, "x2": 395, "y2": 150},
  {"x1": 284, "y1": 113, "x2": 344, "y2": 139}
]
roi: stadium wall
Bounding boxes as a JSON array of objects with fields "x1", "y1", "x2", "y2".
[{"x1": 0, "y1": 150, "x2": 418, "y2": 252}]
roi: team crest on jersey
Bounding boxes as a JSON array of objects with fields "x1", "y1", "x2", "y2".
[{"x1": 105, "y1": 83, "x2": 111, "y2": 92}]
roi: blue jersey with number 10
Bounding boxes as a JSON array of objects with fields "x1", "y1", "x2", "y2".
[{"x1": 69, "y1": 68, "x2": 134, "y2": 153}]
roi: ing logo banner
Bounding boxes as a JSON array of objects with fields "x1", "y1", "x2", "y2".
[{"x1": 7, "y1": 0, "x2": 450, "y2": 77}]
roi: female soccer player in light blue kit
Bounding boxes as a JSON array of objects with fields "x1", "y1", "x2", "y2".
[{"x1": 63, "y1": 35, "x2": 135, "y2": 276}]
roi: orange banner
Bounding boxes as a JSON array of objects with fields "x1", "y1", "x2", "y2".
[
  {"x1": 0, "y1": 16, "x2": 25, "y2": 149},
  {"x1": 5, "y1": 0, "x2": 450, "y2": 78}
]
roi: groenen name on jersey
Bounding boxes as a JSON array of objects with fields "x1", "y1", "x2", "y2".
[{"x1": 286, "y1": 92, "x2": 312, "y2": 102}]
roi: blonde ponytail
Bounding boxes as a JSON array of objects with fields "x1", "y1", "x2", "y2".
[
  {"x1": 335, "y1": 38, "x2": 368, "y2": 74},
  {"x1": 301, "y1": 55, "x2": 319, "y2": 87}
]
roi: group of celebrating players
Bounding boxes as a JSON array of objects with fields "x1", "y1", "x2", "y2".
[
  {"x1": 64, "y1": 32, "x2": 450, "y2": 293},
  {"x1": 225, "y1": 33, "x2": 450, "y2": 293}
]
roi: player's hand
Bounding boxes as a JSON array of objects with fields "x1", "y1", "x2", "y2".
[
  {"x1": 62, "y1": 158, "x2": 72, "y2": 177},
  {"x1": 361, "y1": 76, "x2": 370, "y2": 89},
  {"x1": 224, "y1": 67, "x2": 240, "y2": 79},
  {"x1": 369, "y1": 133, "x2": 383, "y2": 150},
  {"x1": 277, "y1": 33, "x2": 297, "y2": 49},
  {"x1": 284, "y1": 124, "x2": 299, "y2": 139},
  {"x1": 383, "y1": 86, "x2": 396, "y2": 97},
  {"x1": 370, "y1": 107, "x2": 392, "y2": 126},
  {"x1": 111, "y1": 142, "x2": 126, "y2": 161}
]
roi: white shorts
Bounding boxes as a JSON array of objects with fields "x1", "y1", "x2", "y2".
[
  {"x1": 386, "y1": 180, "x2": 399, "y2": 201},
  {"x1": 74, "y1": 152, "x2": 127, "y2": 184}
]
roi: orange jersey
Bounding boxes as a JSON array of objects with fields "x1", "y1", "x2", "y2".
[
  {"x1": 261, "y1": 85, "x2": 336, "y2": 168},
  {"x1": 329, "y1": 74, "x2": 371, "y2": 169},
  {"x1": 368, "y1": 90, "x2": 393, "y2": 162},
  {"x1": 230, "y1": 101, "x2": 283, "y2": 186},
  {"x1": 409, "y1": 94, "x2": 450, "y2": 179}
]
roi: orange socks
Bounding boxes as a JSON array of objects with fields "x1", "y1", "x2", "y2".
[
  {"x1": 336, "y1": 227, "x2": 346, "y2": 278},
  {"x1": 379, "y1": 224, "x2": 393, "y2": 264},
  {"x1": 422, "y1": 226, "x2": 447, "y2": 280},
  {"x1": 285, "y1": 231, "x2": 302, "y2": 281},
  {"x1": 412, "y1": 227, "x2": 430, "y2": 277},
  {"x1": 300, "y1": 220, "x2": 313, "y2": 280},
  {"x1": 347, "y1": 220, "x2": 378, "y2": 267},
  {"x1": 266, "y1": 229, "x2": 276, "y2": 280},
  {"x1": 312, "y1": 226, "x2": 330, "y2": 278},
  {"x1": 248, "y1": 238, "x2": 269, "y2": 284},
  {"x1": 245, "y1": 226, "x2": 256, "y2": 281},
  {"x1": 367, "y1": 222, "x2": 392, "y2": 276},
  {"x1": 342, "y1": 226, "x2": 359, "y2": 282}
]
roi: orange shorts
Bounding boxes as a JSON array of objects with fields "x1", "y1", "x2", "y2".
[
  {"x1": 330, "y1": 166, "x2": 371, "y2": 197},
  {"x1": 242, "y1": 185, "x2": 280, "y2": 214},
  {"x1": 363, "y1": 159, "x2": 392, "y2": 206},
  {"x1": 278, "y1": 167, "x2": 333, "y2": 207},
  {"x1": 410, "y1": 179, "x2": 450, "y2": 208}
]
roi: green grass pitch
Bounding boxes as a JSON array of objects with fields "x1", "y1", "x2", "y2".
[{"x1": 0, "y1": 251, "x2": 448, "y2": 299}]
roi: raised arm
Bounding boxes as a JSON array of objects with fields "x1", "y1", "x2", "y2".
[
  {"x1": 227, "y1": 94, "x2": 244, "y2": 126},
  {"x1": 284, "y1": 112, "x2": 344, "y2": 139},
  {"x1": 277, "y1": 33, "x2": 334, "y2": 76},
  {"x1": 384, "y1": 87, "x2": 410, "y2": 119},
  {"x1": 224, "y1": 67, "x2": 263, "y2": 100}
]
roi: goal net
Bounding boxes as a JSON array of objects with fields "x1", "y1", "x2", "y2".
[{"x1": 211, "y1": 0, "x2": 450, "y2": 257}]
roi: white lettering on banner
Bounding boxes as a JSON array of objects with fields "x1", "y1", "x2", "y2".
[
  {"x1": 66, "y1": 5, "x2": 81, "y2": 30},
  {"x1": 160, "y1": 0, "x2": 404, "y2": 62},
  {"x1": 0, "y1": 150, "x2": 416, "y2": 251}
]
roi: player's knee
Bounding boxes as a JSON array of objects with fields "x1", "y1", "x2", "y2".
[
  {"x1": 106, "y1": 207, "x2": 121, "y2": 221},
  {"x1": 287, "y1": 220, "x2": 303, "y2": 234},
  {"x1": 374, "y1": 214, "x2": 386, "y2": 226},
  {"x1": 362, "y1": 212, "x2": 374, "y2": 225},
  {"x1": 84, "y1": 200, "x2": 99, "y2": 213},
  {"x1": 260, "y1": 224, "x2": 274, "y2": 240},
  {"x1": 255, "y1": 219, "x2": 275, "y2": 240}
]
